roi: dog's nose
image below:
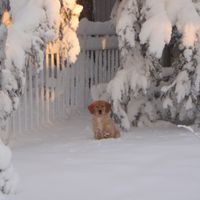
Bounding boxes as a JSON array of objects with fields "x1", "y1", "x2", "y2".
[{"x1": 98, "y1": 110, "x2": 102, "y2": 114}]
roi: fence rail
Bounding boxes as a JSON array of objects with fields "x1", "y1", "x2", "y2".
[{"x1": 3, "y1": 27, "x2": 120, "y2": 140}]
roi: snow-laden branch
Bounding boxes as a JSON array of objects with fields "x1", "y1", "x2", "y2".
[
  {"x1": 115, "y1": 0, "x2": 139, "y2": 49},
  {"x1": 140, "y1": 0, "x2": 200, "y2": 57},
  {"x1": 140, "y1": 0, "x2": 172, "y2": 57},
  {"x1": 0, "y1": 0, "x2": 82, "y2": 128},
  {"x1": 167, "y1": 0, "x2": 200, "y2": 47}
]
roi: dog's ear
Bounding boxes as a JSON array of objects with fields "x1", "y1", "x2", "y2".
[
  {"x1": 88, "y1": 103, "x2": 95, "y2": 114},
  {"x1": 105, "y1": 102, "x2": 111, "y2": 113}
]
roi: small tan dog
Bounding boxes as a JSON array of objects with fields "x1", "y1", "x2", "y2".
[{"x1": 88, "y1": 100, "x2": 120, "y2": 140}]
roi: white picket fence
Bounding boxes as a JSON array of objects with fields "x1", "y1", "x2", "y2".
[{"x1": 5, "y1": 27, "x2": 120, "y2": 138}]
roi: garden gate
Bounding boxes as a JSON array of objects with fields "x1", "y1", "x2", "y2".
[{"x1": 5, "y1": 20, "x2": 120, "y2": 139}]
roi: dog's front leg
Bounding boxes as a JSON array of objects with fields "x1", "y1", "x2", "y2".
[
  {"x1": 94, "y1": 129, "x2": 102, "y2": 140},
  {"x1": 103, "y1": 132, "x2": 111, "y2": 138}
]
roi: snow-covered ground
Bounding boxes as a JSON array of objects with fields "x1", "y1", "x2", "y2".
[{"x1": 3, "y1": 113, "x2": 200, "y2": 200}]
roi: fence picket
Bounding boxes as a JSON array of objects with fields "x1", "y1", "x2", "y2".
[{"x1": 84, "y1": 50, "x2": 90, "y2": 107}]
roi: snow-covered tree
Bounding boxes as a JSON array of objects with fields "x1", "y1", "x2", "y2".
[
  {"x1": 108, "y1": 0, "x2": 200, "y2": 130},
  {"x1": 0, "y1": 0, "x2": 83, "y2": 130},
  {"x1": 0, "y1": 1, "x2": 82, "y2": 194}
]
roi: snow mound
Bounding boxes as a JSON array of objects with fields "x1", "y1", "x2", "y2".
[
  {"x1": 0, "y1": 142, "x2": 19, "y2": 194},
  {"x1": 0, "y1": 164, "x2": 19, "y2": 194},
  {"x1": 0, "y1": 143, "x2": 11, "y2": 170}
]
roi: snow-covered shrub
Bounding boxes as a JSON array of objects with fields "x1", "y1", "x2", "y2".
[
  {"x1": 108, "y1": 0, "x2": 200, "y2": 129},
  {"x1": 0, "y1": 0, "x2": 82, "y2": 129},
  {"x1": 0, "y1": 141, "x2": 19, "y2": 194}
]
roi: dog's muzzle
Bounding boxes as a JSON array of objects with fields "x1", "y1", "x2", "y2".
[{"x1": 98, "y1": 110, "x2": 102, "y2": 114}]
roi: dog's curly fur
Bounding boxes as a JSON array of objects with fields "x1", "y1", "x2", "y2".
[{"x1": 88, "y1": 100, "x2": 120, "y2": 139}]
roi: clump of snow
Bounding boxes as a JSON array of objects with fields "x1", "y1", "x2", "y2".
[
  {"x1": 167, "y1": 0, "x2": 200, "y2": 47},
  {"x1": 59, "y1": 1, "x2": 83, "y2": 63},
  {"x1": 1, "y1": 69, "x2": 18, "y2": 91},
  {"x1": 91, "y1": 83, "x2": 109, "y2": 101},
  {"x1": 0, "y1": 91, "x2": 12, "y2": 121},
  {"x1": 140, "y1": 0, "x2": 200, "y2": 57},
  {"x1": 140, "y1": 0, "x2": 172, "y2": 58},
  {"x1": 7, "y1": 0, "x2": 61, "y2": 71},
  {"x1": 127, "y1": 96, "x2": 160, "y2": 127},
  {"x1": 114, "y1": 0, "x2": 200, "y2": 57},
  {"x1": 185, "y1": 96, "x2": 193, "y2": 110},
  {"x1": 183, "y1": 48, "x2": 193, "y2": 62},
  {"x1": 0, "y1": 164, "x2": 19, "y2": 195},
  {"x1": 0, "y1": 141, "x2": 19, "y2": 194},
  {"x1": 175, "y1": 71, "x2": 191, "y2": 103},
  {"x1": 115, "y1": 0, "x2": 138, "y2": 49},
  {"x1": 107, "y1": 69, "x2": 129, "y2": 103},
  {"x1": 0, "y1": 142, "x2": 11, "y2": 170},
  {"x1": 163, "y1": 97, "x2": 173, "y2": 109}
]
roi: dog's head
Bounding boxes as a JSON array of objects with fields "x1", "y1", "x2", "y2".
[{"x1": 88, "y1": 100, "x2": 111, "y2": 116}]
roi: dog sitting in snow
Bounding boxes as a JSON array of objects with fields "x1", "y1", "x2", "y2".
[{"x1": 88, "y1": 100, "x2": 120, "y2": 140}]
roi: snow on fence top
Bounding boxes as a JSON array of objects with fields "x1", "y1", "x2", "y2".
[
  {"x1": 78, "y1": 18, "x2": 116, "y2": 35},
  {"x1": 78, "y1": 18, "x2": 118, "y2": 50}
]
